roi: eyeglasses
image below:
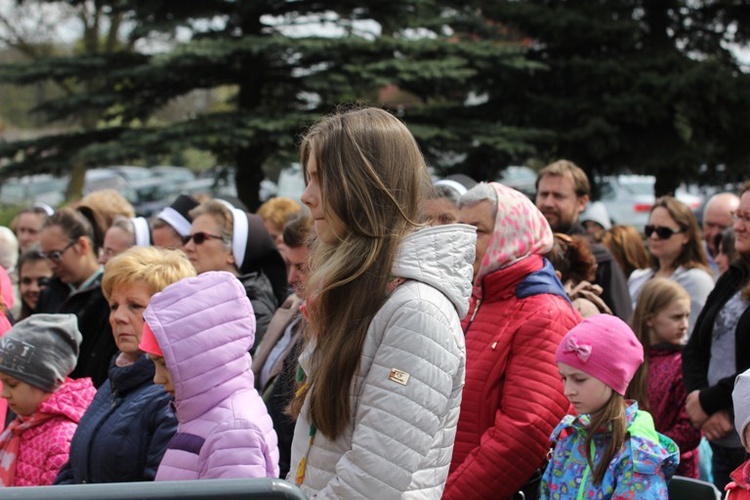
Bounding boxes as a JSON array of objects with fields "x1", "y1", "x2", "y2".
[
  {"x1": 40, "y1": 240, "x2": 77, "y2": 263},
  {"x1": 731, "y1": 211, "x2": 750, "y2": 226},
  {"x1": 184, "y1": 232, "x2": 224, "y2": 245},
  {"x1": 644, "y1": 225, "x2": 684, "y2": 240},
  {"x1": 20, "y1": 277, "x2": 50, "y2": 287}
]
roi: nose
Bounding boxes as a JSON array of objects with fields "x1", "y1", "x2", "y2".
[
  {"x1": 563, "y1": 380, "x2": 575, "y2": 398},
  {"x1": 288, "y1": 267, "x2": 298, "y2": 286},
  {"x1": 300, "y1": 184, "x2": 315, "y2": 209},
  {"x1": 111, "y1": 307, "x2": 127, "y2": 324},
  {"x1": 1, "y1": 384, "x2": 9, "y2": 399},
  {"x1": 153, "y1": 366, "x2": 167, "y2": 386},
  {"x1": 183, "y1": 238, "x2": 195, "y2": 252}
]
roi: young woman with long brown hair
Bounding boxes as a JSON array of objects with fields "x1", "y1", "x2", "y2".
[{"x1": 288, "y1": 107, "x2": 475, "y2": 498}]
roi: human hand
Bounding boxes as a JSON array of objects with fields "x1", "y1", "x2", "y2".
[
  {"x1": 685, "y1": 390, "x2": 709, "y2": 428},
  {"x1": 702, "y1": 411, "x2": 734, "y2": 441}
]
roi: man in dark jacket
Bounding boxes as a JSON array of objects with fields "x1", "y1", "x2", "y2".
[
  {"x1": 251, "y1": 213, "x2": 312, "y2": 478},
  {"x1": 535, "y1": 160, "x2": 632, "y2": 320}
]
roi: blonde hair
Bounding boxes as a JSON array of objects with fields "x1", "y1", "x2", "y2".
[
  {"x1": 257, "y1": 197, "x2": 301, "y2": 235},
  {"x1": 80, "y1": 189, "x2": 135, "y2": 231},
  {"x1": 291, "y1": 107, "x2": 430, "y2": 439},
  {"x1": 585, "y1": 393, "x2": 628, "y2": 485},
  {"x1": 102, "y1": 246, "x2": 196, "y2": 300},
  {"x1": 627, "y1": 278, "x2": 690, "y2": 411}
]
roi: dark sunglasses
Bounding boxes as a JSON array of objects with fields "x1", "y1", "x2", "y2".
[
  {"x1": 184, "y1": 232, "x2": 224, "y2": 245},
  {"x1": 40, "y1": 239, "x2": 77, "y2": 263},
  {"x1": 644, "y1": 225, "x2": 684, "y2": 240},
  {"x1": 20, "y1": 277, "x2": 51, "y2": 287}
]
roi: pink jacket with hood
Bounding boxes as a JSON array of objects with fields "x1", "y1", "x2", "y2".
[
  {"x1": 143, "y1": 271, "x2": 279, "y2": 480},
  {"x1": 10, "y1": 377, "x2": 95, "y2": 486}
]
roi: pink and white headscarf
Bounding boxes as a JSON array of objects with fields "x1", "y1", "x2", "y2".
[{"x1": 475, "y1": 182, "x2": 554, "y2": 294}]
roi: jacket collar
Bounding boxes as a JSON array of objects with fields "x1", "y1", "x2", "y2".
[{"x1": 108, "y1": 354, "x2": 156, "y2": 394}]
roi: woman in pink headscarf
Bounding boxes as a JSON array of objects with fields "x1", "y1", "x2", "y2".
[{"x1": 444, "y1": 182, "x2": 583, "y2": 500}]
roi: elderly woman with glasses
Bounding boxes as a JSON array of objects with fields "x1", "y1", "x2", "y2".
[
  {"x1": 37, "y1": 207, "x2": 118, "y2": 388},
  {"x1": 683, "y1": 182, "x2": 750, "y2": 491},
  {"x1": 184, "y1": 200, "x2": 287, "y2": 351},
  {"x1": 627, "y1": 196, "x2": 714, "y2": 338}
]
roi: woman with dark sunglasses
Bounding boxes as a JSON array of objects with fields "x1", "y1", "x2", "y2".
[
  {"x1": 683, "y1": 181, "x2": 750, "y2": 491},
  {"x1": 17, "y1": 249, "x2": 52, "y2": 320},
  {"x1": 36, "y1": 208, "x2": 118, "y2": 388},
  {"x1": 184, "y1": 200, "x2": 286, "y2": 352},
  {"x1": 628, "y1": 196, "x2": 713, "y2": 338}
]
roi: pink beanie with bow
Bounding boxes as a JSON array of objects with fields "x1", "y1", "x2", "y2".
[{"x1": 555, "y1": 314, "x2": 644, "y2": 396}]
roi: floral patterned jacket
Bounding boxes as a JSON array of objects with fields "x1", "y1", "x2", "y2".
[{"x1": 540, "y1": 402, "x2": 679, "y2": 500}]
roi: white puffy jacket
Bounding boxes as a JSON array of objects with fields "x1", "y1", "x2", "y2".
[{"x1": 288, "y1": 224, "x2": 476, "y2": 499}]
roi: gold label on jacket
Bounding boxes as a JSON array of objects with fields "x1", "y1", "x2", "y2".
[{"x1": 388, "y1": 368, "x2": 410, "y2": 386}]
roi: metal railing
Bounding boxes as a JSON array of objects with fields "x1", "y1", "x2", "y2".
[{"x1": 3, "y1": 478, "x2": 307, "y2": 500}]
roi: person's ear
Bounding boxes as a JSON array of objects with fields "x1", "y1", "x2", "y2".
[{"x1": 576, "y1": 194, "x2": 589, "y2": 215}]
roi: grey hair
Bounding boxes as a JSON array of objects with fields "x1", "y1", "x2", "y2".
[
  {"x1": 458, "y1": 182, "x2": 498, "y2": 213},
  {"x1": 0, "y1": 226, "x2": 19, "y2": 271},
  {"x1": 111, "y1": 215, "x2": 135, "y2": 236}
]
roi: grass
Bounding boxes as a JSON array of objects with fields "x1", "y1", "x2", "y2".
[{"x1": 0, "y1": 205, "x2": 23, "y2": 228}]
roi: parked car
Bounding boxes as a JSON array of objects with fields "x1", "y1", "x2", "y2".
[
  {"x1": 496, "y1": 166, "x2": 537, "y2": 199},
  {"x1": 597, "y1": 175, "x2": 703, "y2": 232},
  {"x1": 111, "y1": 165, "x2": 153, "y2": 182},
  {"x1": 83, "y1": 168, "x2": 128, "y2": 195},
  {"x1": 151, "y1": 165, "x2": 196, "y2": 185},
  {"x1": 0, "y1": 174, "x2": 67, "y2": 207},
  {"x1": 124, "y1": 177, "x2": 181, "y2": 218}
]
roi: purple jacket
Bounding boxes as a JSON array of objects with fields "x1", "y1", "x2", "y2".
[{"x1": 144, "y1": 271, "x2": 279, "y2": 480}]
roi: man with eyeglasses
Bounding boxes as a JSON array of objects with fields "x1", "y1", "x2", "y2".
[
  {"x1": 535, "y1": 160, "x2": 632, "y2": 320},
  {"x1": 702, "y1": 192, "x2": 740, "y2": 276}
]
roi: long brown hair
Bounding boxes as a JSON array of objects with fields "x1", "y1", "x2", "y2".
[
  {"x1": 601, "y1": 225, "x2": 650, "y2": 278},
  {"x1": 648, "y1": 196, "x2": 709, "y2": 273},
  {"x1": 626, "y1": 278, "x2": 690, "y2": 411},
  {"x1": 586, "y1": 393, "x2": 628, "y2": 485},
  {"x1": 291, "y1": 107, "x2": 430, "y2": 439}
]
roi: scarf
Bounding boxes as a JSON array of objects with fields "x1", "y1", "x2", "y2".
[
  {"x1": 474, "y1": 182, "x2": 553, "y2": 299},
  {"x1": 0, "y1": 412, "x2": 54, "y2": 487}
]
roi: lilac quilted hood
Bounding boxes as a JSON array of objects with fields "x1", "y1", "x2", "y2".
[{"x1": 143, "y1": 271, "x2": 257, "y2": 422}]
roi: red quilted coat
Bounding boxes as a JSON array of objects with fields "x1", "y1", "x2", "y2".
[
  {"x1": 444, "y1": 255, "x2": 582, "y2": 499},
  {"x1": 9, "y1": 377, "x2": 95, "y2": 486}
]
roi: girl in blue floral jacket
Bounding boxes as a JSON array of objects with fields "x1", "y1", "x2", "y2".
[{"x1": 540, "y1": 314, "x2": 679, "y2": 499}]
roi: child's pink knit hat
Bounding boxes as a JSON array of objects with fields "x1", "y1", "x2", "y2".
[{"x1": 555, "y1": 314, "x2": 644, "y2": 396}]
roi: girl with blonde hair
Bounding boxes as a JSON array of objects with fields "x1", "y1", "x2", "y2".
[
  {"x1": 628, "y1": 278, "x2": 701, "y2": 477},
  {"x1": 288, "y1": 107, "x2": 475, "y2": 498}
]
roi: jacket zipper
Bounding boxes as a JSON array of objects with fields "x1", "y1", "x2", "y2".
[{"x1": 464, "y1": 298, "x2": 482, "y2": 335}]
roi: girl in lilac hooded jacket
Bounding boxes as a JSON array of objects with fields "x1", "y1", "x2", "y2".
[{"x1": 139, "y1": 271, "x2": 279, "y2": 480}]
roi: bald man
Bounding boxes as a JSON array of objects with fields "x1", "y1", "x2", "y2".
[{"x1": 704, "y1": 192, "x2": 740, "y2": 257}]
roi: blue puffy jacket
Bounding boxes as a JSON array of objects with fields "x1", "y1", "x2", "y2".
[{"x1": 54, "y1": 354, "x2": 177, "y2": 484}]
